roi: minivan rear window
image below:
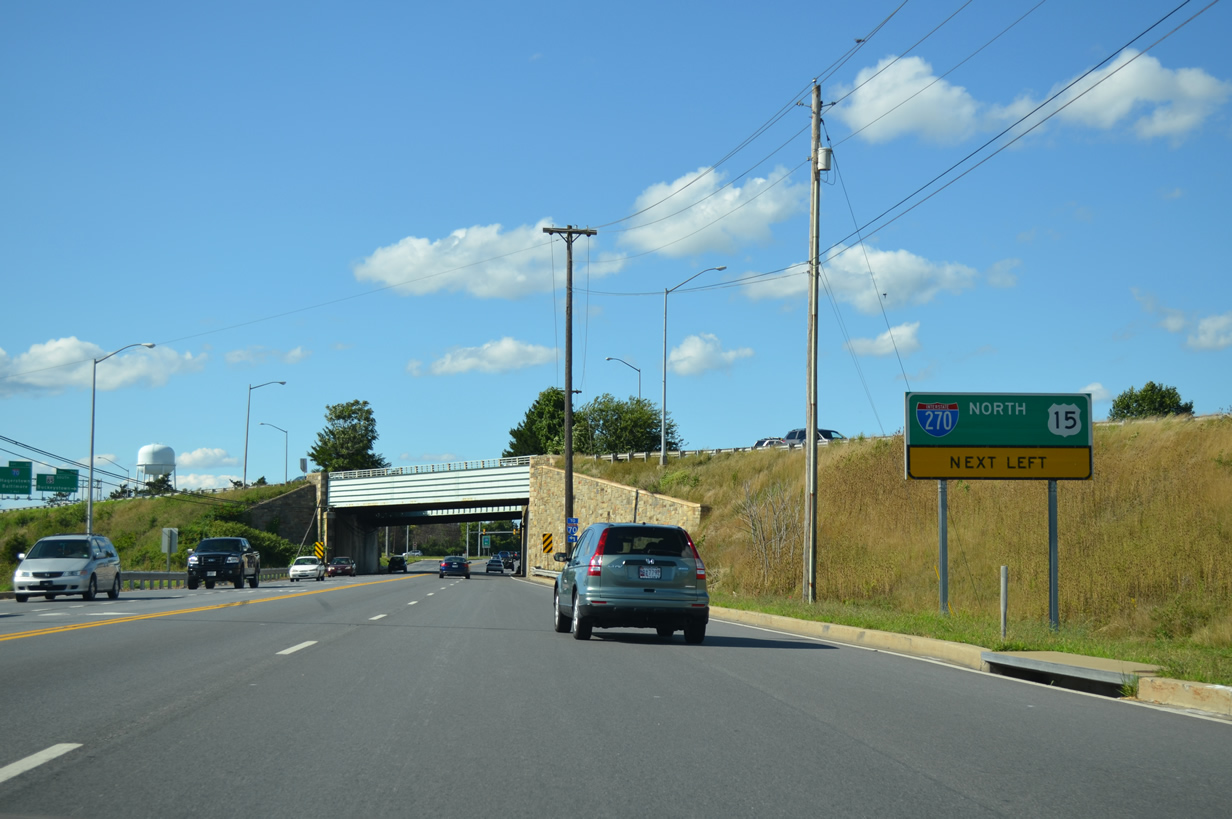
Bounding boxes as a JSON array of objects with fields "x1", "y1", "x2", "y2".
[{"x1": 602, "y1": 527, "x2": 690, "y2": 558}]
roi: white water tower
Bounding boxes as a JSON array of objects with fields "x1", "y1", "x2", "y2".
[{"x1": 137, "y1": 444, "x2": 177, "y2": 488}]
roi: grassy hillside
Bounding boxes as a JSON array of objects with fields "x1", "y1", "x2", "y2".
[
  {"x1": 1, "y1": 483, "x2": 305, "y2": 582},
  {"x1": 569, "y1": 415, "x2": 1232, "y2": 684}
]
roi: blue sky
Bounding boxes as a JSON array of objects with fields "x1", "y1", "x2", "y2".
[{"x1": 2, "y1": 0, "x2": 1229, "y2": 503}]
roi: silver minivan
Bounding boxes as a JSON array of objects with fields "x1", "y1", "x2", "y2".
[
  {"x1": 12, "y1": 533, "x2": 122, "y2": 603},
  {"x1": 553, "y1": 522, "x2": 709, "y2": 643}
]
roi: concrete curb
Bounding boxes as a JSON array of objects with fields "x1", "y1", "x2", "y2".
[
  {"x1": 1137, "y1": 676, "x2": 1232, "y2": 717},
  {"x1": 710, "y1": 606, "x2": 989, "y2": 671}
]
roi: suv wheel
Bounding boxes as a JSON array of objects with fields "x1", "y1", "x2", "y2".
[
  {"x1": 82, "y1": 575, "x2": 97, "y2": 601},
  {"x1": 187, "y1": 577, "x2": 199, "y2": 590},
  {"x1": 249, "y1": 572, "x2": 259, "y2": 589},
  {"x1": 15, "y1": 594, "x2": 28, "y2": 603},
  {"x1": 683, "y1": 621, "x2": 706, "y2": 644},
  {"x1": 107, "y1": 575, "x2": 120, "y2": 600},
  {"x1": 570, "y1": 594, "x2": 592, "y2": 641},
  {"x1": 205, "y1": 580, "x2": 215, "y2": 589},
  {"x1": 233, "y1": 574, "x2": 244, "y2": 589},
  {"x1": 552, "y1": 588, "x2": 570, "y2": 633}
]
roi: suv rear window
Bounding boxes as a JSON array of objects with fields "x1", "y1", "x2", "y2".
[
  {"x1": 196, "y1": 538, "x2": 245, "y2": 553},
  {"x1": 603, "y1": 527, "x2": 690, "y2": 558}
]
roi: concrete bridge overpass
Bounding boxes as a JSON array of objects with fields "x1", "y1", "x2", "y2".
[{"x1": 310, "y1": 455, "x2": 704, "y2": 576}]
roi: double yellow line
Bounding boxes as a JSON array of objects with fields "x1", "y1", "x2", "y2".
[{"x1": 0, "y1": 573, "x2": 430, "y2": 643}]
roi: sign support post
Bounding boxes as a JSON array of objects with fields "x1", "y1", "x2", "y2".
[
  {"x1": 1048, "y1": 479, "x2": 1059, "y2": 631},
  {"x1": 938, "y1": 480, "x2": 948, "y2": 617}
]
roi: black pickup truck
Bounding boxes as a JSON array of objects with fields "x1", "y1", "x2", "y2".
[{"x1": 186, "y1": 537, "x2": 261, "y2": 590}]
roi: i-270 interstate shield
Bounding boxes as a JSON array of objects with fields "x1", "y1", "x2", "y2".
[{"x1": 904, "y1": 392, "x2": 1092, "y2": 481}]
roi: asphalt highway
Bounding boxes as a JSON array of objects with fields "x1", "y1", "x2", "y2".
[{"x1": 1, "y1": 567, "x2": 1229, "y2": 818}]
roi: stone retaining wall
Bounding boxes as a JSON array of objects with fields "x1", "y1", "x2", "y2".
[{"x1": 525, "y1": 456, "x2": 705, "y2": 573}]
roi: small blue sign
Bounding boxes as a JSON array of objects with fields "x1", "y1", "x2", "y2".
[{"x1": 566, "y1": 517, "x2": 578, "y2": 524}]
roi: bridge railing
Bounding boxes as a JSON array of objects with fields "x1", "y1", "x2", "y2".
[{"x1": 330, "y1": 456, "x2": 532, "y2": 481}]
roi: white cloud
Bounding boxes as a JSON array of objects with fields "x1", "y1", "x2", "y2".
[
  {"x1": 986, "y1": 258, "x2": 1020, "y2": 288},
  {"x1": 833, "y1": 50, "x2": 1230, "y2": 145},
  {"x1": 846, "y1": 322, "x2": 921, "y2": 357},
  {"x1": 669, "y1": 334, "x2": 753, "y2": 376},
  {"x1": 354, "y1": 218, "x2": 619, "y2": 300},
  {"x1": 1082, "y1": 382, "x2": 1112, "y2": 402},
  {"x1": 831, "y1": 56, "x2": 982, "y2": 144},
  {"x1": 1188, "y1": 313, "x2": 1232, "y2": 351},
  {"x1": 178, "y1": 447, "x2": 239, "y2": 469},
  {"x1": 743, "y1": 244, "x2": 978, "y2": 313},
  {"x1": 0, "y1": 338, "x2": 204, "y2": 397},
  {"x1": 1047, "y1": 50, "x2": 1231, "y2": 142},
  {"x1": 426, "y1": 337, "x2": 556, "y2": 375},
  {"x1": 178, "y1": 473, "x2": 240, "y2": 491},
  {"x1": 225, "y1": 345, "x2": 311, "y2": 366},
  {"x1": 619, "y1": 166, "x2": 807, "y2": 257},
  {"x1": 406, "y1": 360, "x2": 423, "y2": 376}
]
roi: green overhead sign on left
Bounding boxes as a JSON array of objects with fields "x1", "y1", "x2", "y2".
[{"x1": 1, "y1": 461, "x2": 33, "y2": 494}]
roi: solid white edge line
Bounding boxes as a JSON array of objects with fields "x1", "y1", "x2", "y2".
[
  {"x1": 0, "y1": 743, "x2": 83, "y2": 785},
  {"x1": 277, "y1": 641, "x2": 318, "y2": 655}
]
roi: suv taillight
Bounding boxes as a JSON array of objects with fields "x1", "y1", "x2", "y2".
[
  {"x1": 686, "y1": 533, "x2": 706, "y2": 580},
  {"x1": 587, "y1": 530, "x2": 608, "y2": 577}
]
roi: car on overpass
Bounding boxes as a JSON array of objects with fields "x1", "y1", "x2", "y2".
[{"x1": 553, "y1": 522, "x2": 708, "y2": 643}]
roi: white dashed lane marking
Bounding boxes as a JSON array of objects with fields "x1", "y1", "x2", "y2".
[
  {"x1": 0, "y1": 744, "x2": 82, "y2": 786},
  {"x1": 276, "y1": 641, "x2": 317, "y2": 655}
]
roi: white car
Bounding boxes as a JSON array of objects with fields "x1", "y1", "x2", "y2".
[{"x1": 289, "y1": 556, "x2": 325, "y2": 582}]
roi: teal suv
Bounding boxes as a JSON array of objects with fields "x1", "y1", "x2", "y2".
[{"x1": 553, "y1": 522, "x2": 709, "y2": 643}]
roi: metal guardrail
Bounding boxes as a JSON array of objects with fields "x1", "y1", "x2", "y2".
[{"x1": 532, "y1": 568, "x2": 561, "y2": 579}]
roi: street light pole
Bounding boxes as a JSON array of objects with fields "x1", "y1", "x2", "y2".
[
  {"x1": 661, "y1": 266, "x2": 726, "y2": 466},
  {"x1": 244, "y1": 381, "x2": 286, "y2": 486},
  {"x1": 96, "y1": 455, "x2": 129, "y2": 498},
  {"x1": 258, "y1": 422, "x2": 288, "y2": 484},
  {"x1": 88, "y1": 342, "x2": 155, "y2": 534},
  {"x1": 604, "y1": 357, "x2": 641, "y2": 400}
]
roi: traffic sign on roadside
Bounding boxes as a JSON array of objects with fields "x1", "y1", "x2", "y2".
[{"x1": 905, "y1": 392, "x2": 1092, "y2": 480}]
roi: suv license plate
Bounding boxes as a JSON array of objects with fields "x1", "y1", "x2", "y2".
[
  {"x1": 206, "y1": 571, "x2": 216, "y2": 577},
  {"x1": 638, "y1": 566, "x2": 662, "y2": 580}
]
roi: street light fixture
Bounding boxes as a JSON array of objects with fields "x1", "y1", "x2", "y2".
[
  {"x1": 88, "y1": 342, "x2": 155, "y2": 534},
  {"x1": 662, "y1": 266, "x2": 725, "y2": 465},
  {"x1": 604, "y1": 357, "x2": 641, "y2": 400},
  {"x1": 258, "y1": 422, "x2": 288, "y2": 484},
  {"x1": 95, "y1": 455, "x2": 129, "y2": 498},
  {"x1": 243, "y1": 381, "x2": 285, "y2": 486}
]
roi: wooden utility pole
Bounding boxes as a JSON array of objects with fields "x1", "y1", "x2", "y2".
[
  {"x1": 542, "y1": 225, "x2": 596, "y2": 529},
  {"x1": 805, "y1": 83, "x2": 822, "y2": 604}
]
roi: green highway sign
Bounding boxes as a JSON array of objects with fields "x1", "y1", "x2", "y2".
[
  {"x1": 1, "y1": 461, "x2": 32, "y2": 494},
  {"x1": 37, "y1": 469, "x2": 80, "y2": 493},
  {"x1": 905, "y1": 393, "x2": 1093, "y2": 480}
]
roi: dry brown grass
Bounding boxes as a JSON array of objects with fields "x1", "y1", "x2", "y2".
[{"x1": 572, "y1": 415, "x2": 1232, "y2": 647}]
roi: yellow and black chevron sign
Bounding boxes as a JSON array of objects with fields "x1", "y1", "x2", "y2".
[
  {"x1": 542, "y1": 533, "x2": 553, "y2": 554},
  {"x1": 314, "y1": 541, "x2": 325, "y2": 560}
]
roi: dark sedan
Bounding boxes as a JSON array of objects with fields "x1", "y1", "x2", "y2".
[
  {"x1": 387, "y1": 554, "x2": 407, "y2": 573},
  {"x1": 439, "y1": 556, "x2": 470, "y2": 579},
  {"x1": 326, "y1": 556, "x2": 356, "y2": 577}
]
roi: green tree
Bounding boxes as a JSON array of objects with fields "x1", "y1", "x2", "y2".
[
  {"x1": 503, "y1": 387, "x2": 567, "y2": 456},
  {"x1": 575, "y1": 393, "x2": 682, "y2": 455},
  {"x1": 308, "y1": 399, "x2": 390, "y2": 473},
  {"x1": 1108, "y1": 381, "x2": 1194, "y2": 421},
  {"x1": 141, "y1": 475, "x2": 174, "y2": 496}
]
